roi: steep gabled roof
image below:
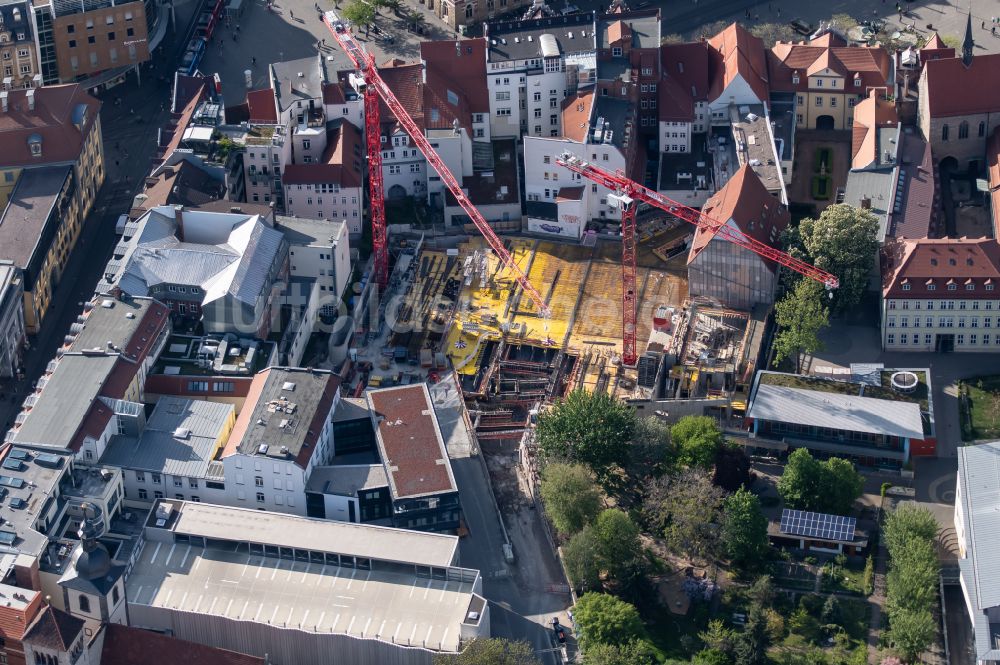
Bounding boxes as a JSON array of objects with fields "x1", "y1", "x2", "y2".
[
  {"x1": 0, "y1": 84, "x2": 102, "y2": 168},
  {"x1": 282, "y1": 119, "x2": 363, "y2": 188},
  {"x1": 882, "y1": 238, "x2": 1000, "y2": 298},
  {"x1": 688, "y1": 165, "x2": 789, "y2": 272},
  {"x1": 768, "y1": 42, "x2": 891, "y2": 93},
  {"x1": 923, "y1": 52, "x2": 1000, "y2": 117},
  {"x1": 851, "y1": 92, "x2": 898, "y2": 170},
  {"x1": 707, "y1": 23, "x2": 769, "y2": 104},
  {"x1": 100, "y1": 624, "x2": 264, "y2": 665},
  {"x1": 23, "y1": 607, "x2": 84, "y2": 652},
  {"x1": 420, "y1": 39, "x2": 489, "y2": 113}
]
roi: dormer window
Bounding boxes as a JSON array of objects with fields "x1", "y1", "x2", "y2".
[
  {"x1": 902, "y1": 283, "x2": 911, "y2": 291},
  {"x1": 967, "y1": 283, "x2": 975, "y2": 291},
  {"x1": 948, "y1": 283, "x2": 957, "y2": 291},
  {"x1": 27, "y1": 133, "x2": 41, "y2": 157},
  {"x1": 854, "y1": 76, "x2": 861, "y2": 87},
  {"x1": 792, "y1": 72, "x2": 799, "y2": 84},
  {"x1": 612, "y1": 47, "x2": 622, "y2": 57}
]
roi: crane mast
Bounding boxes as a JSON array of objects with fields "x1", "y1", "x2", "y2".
[
  {"x1": 556, "y1": 152, "x2": 839, "y2": 367},
  {"x1": 323, "y1": 11, "x2": 551, "y2": 316}
]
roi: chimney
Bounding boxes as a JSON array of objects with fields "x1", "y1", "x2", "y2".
[
  {"x1": 0, "y1": 91, "x2": 7, "y2": 113},
  {"x1": 26, "y1": 89, "x2": 34, "y2": 111},
  {"x1": 1, "y1": 77, "x2": 10, "y2": 91},
  {"x1": 174, "y1": 206, "x2": 185, "y2": 241},
  {"x1": 31, "y1": 74, "x2": 41, "y2": 89}
]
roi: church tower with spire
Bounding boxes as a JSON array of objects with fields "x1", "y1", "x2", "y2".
[{"x1": 963, "y1": 7, "x2": 975, "y2": 66}]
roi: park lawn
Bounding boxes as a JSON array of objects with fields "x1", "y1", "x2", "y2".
[{"x1": 964, "y1": 376, "x2": 1000, "y2": 440}]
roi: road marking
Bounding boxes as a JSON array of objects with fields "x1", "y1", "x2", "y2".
[
  {"x1": 150, "y1": 542, "x2": 162, "y2": 564},
  {"x1": 331, "y1": 603, "x2": 349, "y2": 608},
  {"x1": 332, "y1": 613, "x2": 341, "y2": 630},
  {"x1": 209, "y1": 597, "x2": 218, "y2": 614},
  {"x1": 241, "y1": 556, "x2": 252, "y2": 577},
  {"x1": 393, "y1": 621, "x2": 402, "y2": 643},
  {"x1": 165, "y1": 543, "x2": 176, "y2": 567},
  {"x1": 424, "y1": 625, "x2": 433, "y2": 645},
  {"x1": 254, "y1": 604, "x2": 265, "y2": 621},
  {"x1": 163, "y1": 589, "x2": 173, "y2": 606},
  {"x1": 362, "y1": 617, "x2": 372, "y2": 636},
  {"x1": 409, "y1": 624, "x2": 418, "y2": 644},
  {"x1": 423, "y1": 578, "x2": 433, "y2": 599},
  {"x1": 192, "y1": 594, "x2": 203, "y2": 612},
  {"x1": 317, "y1": 611, "x2": 326, "y2": 628},
  {"x1": 179, "y1": 592, "x2": 188, "y2": 608},
  {"x1": 301, "y1": 563, "x2": 311, "y2": 583},
  {"x1": 194, "y1": 556, "x2": 202, "y2": 571},
  {"x1": 240, "y1": 599, "x2": 249, "y2": 619},
  {"x1": 361, "y1": 569, "x2": 371, "y2": 591},
  {"x1": 181, "y1": 545, "x2": 192, "y2": 568},
  {"x1": 335, "y1": 595, "x2": 354, "y2": 601},
  {"x1": 377, "y1": 619, "x2": 386, "y2": 637},
  {"x1": 346, "y1": 568, "x2": 357, "y2": 590},
  {"x1": 439, "y1": 580, "x2": 450, "y2": 601},
  {"x1": 270, "y1": 606, "x2": 279, "y2": 624},
  {"x1": 301, "y1": 609, "x2": 310, "y2": 628},
  {"x1": 225, "y1": 599, "x2": 234, "y2": 616},
  {"x1": 347, "y1": 615, "x2": 357, "y2": 634},
  {"x1": 286, "y1": 607, "x2": 293, "y2": 626},
  {"x1": 134, "y1": 586, "x2": 143, "y2": 602},
  {"x1": 440, "y1": 628, "x2": 449, "y2": 649},
  {"x1": 271, "y1": 560, "x2": 281, "y2": 580},
  {"x1": 409, "y1": 579, "x2": 419, "y2": 598}
]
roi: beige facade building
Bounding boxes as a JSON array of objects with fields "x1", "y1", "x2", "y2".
[
  {"x1": 51, "y1": 0, "x2": 149, "y2": 81},
  {"x1": 881, "y1": 238, "x2": 1000, "y2": 353},
  {"x1": 768, "y1": 32, "x2": 892, "y2": 131},
  {"x1": 0, "y1": 0, "x2": 40, "y2": 88},
  {"x1": 435, "y1": 0, "x2": 533, "y2": 32},
  {"x1": 0, "y1": 84, "x2": 104, "y2": 332}
]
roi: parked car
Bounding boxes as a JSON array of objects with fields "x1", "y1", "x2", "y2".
[{"x1": 789, "y1": 18, "x2": 813, "y2": 35}]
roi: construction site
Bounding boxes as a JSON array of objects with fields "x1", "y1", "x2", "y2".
[{"x1": 347, "y1": 229, "x2": 768, "y2": 442}]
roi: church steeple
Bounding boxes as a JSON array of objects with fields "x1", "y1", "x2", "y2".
[{"x1": 963, "y1": 7, "x2": 975, "y2": 66}]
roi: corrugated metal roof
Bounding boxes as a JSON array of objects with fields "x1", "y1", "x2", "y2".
[
  {"x1": 958, "y1": 442, "x2": 1000, "y2": 614},
  {"x1": 101, "y1": 397, "x2": 233, "y2": 478},
  {"x1": 747, "y1": 383, "x2": 924, "y2": 440},
  {"x1": 228, "y1": 222, "x2": 285, "y2": 305}
]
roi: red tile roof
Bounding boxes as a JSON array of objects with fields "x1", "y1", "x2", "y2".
[
  {"x1": 882, "y1": 238, "x2": 1000, "y2": 298},
  {"x1": 282, "y1": 119, "x2": 363, "y2": 188},
  {"x1": 768, "y1": 42, "x2": 891, "y2": 94},
  {"x1": 661, "y1": 42, "x2": 711, "y2": 101},
  {"x1": 0, "y1": 592, "x2": 40, "y2": 645},
  {"x1": 851, "y1": 92, "x2": 898, "y2": 170},
  {"x1": 556, "y1": 186, "x2": 584, "y2": 201},
  {"x1": 919, "y1": 32, "x2": 956, "y2": 62},
  {"x1": 100, "y1": 624, "x2": 264, "y2": 665},
  {"x1": 156, "y1": 85, "x2": 208, "y2": 163},
  {"x1": 246, "y1": 88, "x2": 278, "y2": 124},
  {"x1": 924, "y1": 32, "x2": 946, "y2": 49},
  {"x1": 707, "y1": 23, "x2": 769, "y2": 105},
  {"x1": 988, "y1": 128, "x2": 1000, "y2": 237},
  {"x1": 22, "y1": 607, "x2": 83, "y2": 652},
  {"x1": 322, "y1": 81, "x2": 346, "y2": 105},
  {"x1": 377, "y1": 61, "x2": 423, "y2": 139},
  {"x1": 923, "y1": 53, "x2": 1000, "y2": 117},
  {"x1": 561, "y1": 90, "x2": 594, "y2": 143},
  {"x1": 367, "y1": 384, "x2": 456, "y2": 500},
  {"x1": 658, "y1": 74, "x2": 695, "y2": 122},
  {"x1": 0, "y1": 85, "x2": 101, "y2": 168},
  {"x1": 420, "y1": 39, "x2": 489, "y2": 113},
  {"x1": 688, "y1": 165, "x2": 789, "y2": 271}
]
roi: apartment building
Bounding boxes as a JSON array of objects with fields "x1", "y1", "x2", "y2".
[
  {"x1": 0, "y1": 263, "x2": 24, "y2": 377},
  {"x1": 0, "y1": 83, "x2": 104, "y2": 332},
  {"x1": 881, "y1": 238, "x2": 1000, "y2": 352},
  {"x1": 659, "y1": 41, "x2": 710, "y2": 154},
  {"x1": 274, "y1": 215, "x2": 352, "y2": 303},
  {"x1": 705, "y1": 23, "x2": 769, "y2": 120},
  {"x1": 768, "y1": 32, "x2": 892, "y2": 130},
  {"x1": 594, "y1": 10, "x2": 660, "y2": 136},
  {"x1": 483, "y1": 12, "x2": 597, "y2": 139},
  {"x1": 0, "y1": 0, "x2": 39, "y2": 88}
]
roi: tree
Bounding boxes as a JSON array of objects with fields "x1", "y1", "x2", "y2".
[
  {"x1": 777, "y1": 448, "x2": 823, "y2": 510},
  {"x1": 535, "y1": 390, "x2": 636, "y2": 487},
  {"x1": 818, "y1": 457, "x2": 865, "y2": 516},
  {"x1": 438, "y1": 638, "x2": 541, "y2": 664},
  {"x1": 772, "y1": 279, "x2": 829, "y2": 373},
  {"x1": 790, "y1": 204, "x2": 880, "y2": 315},
  {"x1": 341, "y1": 0, "x2": 375, "y2": 29},
  {"x1": 583, "y1": 639, "x2": 657, "y2": 665},
  {"x1": 750, "y1": 22, "x2": 797, "y2": 44},
  {"x1": 713, "y1": 444, "x2": 752, "y2": 492},
  {"x1": 693, "y1": 649, "x2": 733, "y2": 665},
  {"x1": 539, "y1": 463, "x2": 602, "y2": 536},
  {"x1": 626, "y1": 416, "x2": 674, "y2": 482},
  {"x1": 671, "y1": 416, "x2": 723, "y2": 470},
  {"x1": 406, "y1": 8, "x2": 425, "y2": 30},
  {"x1": 888, "y1": 608, "x2": 935, "y2": 663},
  {"x1": 883, "y1": 504, "x2": 939, "y2": 558},
  {"x1": 593, "y1": 509, "x2": 643, "y2": 580},
  {"x1": 699, "y1": 620, "x2": 736, "y2": 654},
  {"x1": 733, "y1": 605, "x2": 770, "y2": 665},
  {"x1": 562, "y1": 526, "x2": 601, "y2": 591},
  {"x1": 644, "y1": 468, "x2": 725, "y2": 562},
  {"x1": 573, "y1": 592, "x2": 644, "y2": 648},
  {"x1": 777, "y1": 449, "x2": 863, "y2": 514},
  {"x1": 721, "y1": 488, "x2": 769, "y2": 568}
]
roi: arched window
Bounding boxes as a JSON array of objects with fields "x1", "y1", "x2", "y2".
[
  {"x1": 942, "y1": 124, "x2": 949, "y2": 141},
  {"x1": 959, "y1": 121, "x2": 969, "y2": 139},
  {"x1": 78, "y1": 595, "x2": 90, "y2": 613},
  {"x1": 980, "y1": 121, "x2": 987, "y2": 137}
]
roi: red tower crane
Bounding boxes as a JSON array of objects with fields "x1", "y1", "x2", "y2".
[
  {"x1": 323, "y1": 11, "x2": 551, "y2": 315},
  {"x1": 556, "y1": 152, "x2": 838, "y2": 367}
]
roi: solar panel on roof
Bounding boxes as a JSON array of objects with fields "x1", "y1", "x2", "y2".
[
  {"x1": 1, "y1": 460, "x2": 23, "y2": 472},
  {"x1": 33, "y1": 453, "x2": 63, "y2": 468},
  {"x1": 0, "y1": 477, "x2": 25, "y2": 489},
  {"x1": 779, "y1": 509, "x2": 856, "y2": 542},
  {"x1": 0, "y1": 531, "x2": 16, "y2": 546},
  {"x1": 7, "y1": 450, "x2": 28, "y2": 460}
]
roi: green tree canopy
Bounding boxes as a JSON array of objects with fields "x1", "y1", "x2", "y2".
[
  {"x1": 713, "y1": 444, "x2": 752, "y2": 492},
  {"x1": 777, "y1": 449, "x2": 863, "y2": 515},
  {"x1": 644, "y1": 468, "x2": 725, "y2": 562},
  {"x1": 671, "y1": 416, "x2": 723, "y2": 470},
  {"x1": 539, "y1": 463, "x2": 602, "y2": 536},
  {"x1": 593, "y1": 509, "x2": 643, "y2": 578},
  {"x1": 583, "y1": 639, "x2": 657, "y2": 665},
  {"x1": 436, "y1": 638, "x2": 540, "y2": 664},
  {"x1": 535, "y1": 390, "x2": 636, "y2": 487},
  {"x1": 562, "y1": 526, "x2": 601, "y2": 591},
  {"x1": 721, "y1": 488, "x2": 769, "y2": 568},
  {"x1": 789, "y1": 203, "x2": 880, "y2": 315},
  {"x1": 773, "y1": 279, "x2": 829, "y2": 373},
  {"x1": 883, "y1": 504, "x2": 939, "y2": 662},
  {"x1": 883, "y1": 503, "x2": 939, "y2": 558},
  {"x1": 699, "y1": 620, "x2": 736, "y2": 654},
  {"x1": 573, "y1": 592, "x2": 644, "y2": 648},
  {"x1": 887, "y1": 608, "x2": 936, "y2": 663},
  {"x1": 341, "y1": 0, "x2": 376, "y2": 26},
  {"x1": 626, "y1": 416, "x2": 675, "y2": 482},
  {"x1": 693, "y1": 648, "x2": 734, "y2": 665}
]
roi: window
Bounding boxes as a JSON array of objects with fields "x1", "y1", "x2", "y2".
[
  {"x1": 887, "y1": 316, "x2": 896, "y2": 328},
  {"x1": 816, "y1": 79, "x2": 824, "y2": 87},
  {"x1": 188, "y1": 380, "x2": 208, "y2": 391},
  {"x1": 900, "y1": 317, "x2": 908, "y2": 328},
  {"x1": 925, "y1": 334, "x2": 933, "y2": 345},
  {"x1": 797, "y1": 114, "x2": 803, "y2": 124},
  {"x1": 887, "y1": 334, "x2": 894, "y2": 344},
  {"x1": 192, "y1": 496, "x2": 201, "y2": 502},
  {"x1": 256, "y1": 492, "x2": 266, "y2": 503},
  {"x1": 67, "y1": 24, "x2": 75, "y2": 33},
  {"x1": 189, "y1": 479, "x2": 199, "y2": 489},
  {"x1": 925, "y1": 316, "x2": 933, "y2": 327},
  {"x1": 173, "y1": 477, "x2": 183, "y2": 487},
  {"x1": 495, "y1": 91, "x2": 510, "y2": 101},
  {"x1": 212, "y1": 381, "x2": 234, "y2": 392},
  {"x1": 980, "y1": 121, "x2": 987, "y2": 138},
  {"x1": 949, "y1": 283, "x2": 958, "y2": 291},
  {"x1": 958, "y1": 334, "x2": 966, "y2": 345},
  {"x1": 797, "y1": 95, "x2": 804, "y2": 105},
  {"x1": 989, "y1": 284, "x2": 996, "y2": 291},
  {"x1": 830, "y1": 97, "x2": 837, "y2": 107},
  {"x1": 138, "y1": 488, "x2": 148, "y2": 500},
  {"x1": 612, "y1": 47, "x2": 622, "y2": 56},
  {"x1": 902, "y1": 283, "x2": 911, "y2": 291},
  {"x1": 959, "y1": 317, "x2": 967, "y2": 328},
  {"x1": 495, "y1": 108, "x2": 511, "y2": 116},
  {"x1": 942, "y1": 124, "x2": 949, "y2": 141},
  {"x1": 78, "y1": 596, "x2": 90, "y2": 613},
  {"x1": 135, "y1": 471, "x2": 145, "y2": 482},
  {"x1": 815, "y1": 97, "x2": 823, "y2": 107},
  {"x1": 154, "y1": 491, "x2": 164, "y2": 499},
  {"x1": 87, "y1": 35, "x2": 95, "y2": 44},
  {"x1": 68, "y1": 39, "x2": 77, "y2": 47},
  {"x1": 534, "y1": 108, "x2": 541, "y2": 118},
  {"x1": 255, "y1": 476, "x2": 263, "y2": 487},
  {"x1": 107, "y1": 31, "x2": 115, "y2": 40},
  {"x1": 175, "y1": 493, "x2": 184, "y2": 500},
  {"x1": 959, "y1": 121, "x2": 969, "y2": 139},
  {"x1": 303, "y1": 139, "x2": 311, "y2": 150},
  {"x1": 151, "y1": 474, "x2": 161, "y2": 485}
]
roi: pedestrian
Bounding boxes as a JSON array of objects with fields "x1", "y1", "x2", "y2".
[
  {"x1": 251, "y1": 55, "x2": 256, "y2": 65},
  {"x1": 993, "y1": 25, "x2": 996, "y2": 35},
  {"x1": 290, "y1": 9, "x2": 294, "y2": 18}
]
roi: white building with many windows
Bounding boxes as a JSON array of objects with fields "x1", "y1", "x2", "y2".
[{"x1": 881, "y1": 238, "x2": 1000, "y2": 352}]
